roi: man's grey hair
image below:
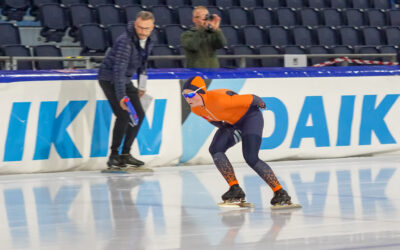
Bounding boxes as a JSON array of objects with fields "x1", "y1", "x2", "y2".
[
  {"x1": 193, "y1": 6, "x2": 208, "y2": 15},
  {"x1": 136, "y1": 11, "x2": 155, "y2": 21}
]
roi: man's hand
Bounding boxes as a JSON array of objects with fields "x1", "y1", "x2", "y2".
[
  {"x1": 208, "y1": 14, "x2": 221, "y2": 30},
  {"x1": 139, "y1": 90, "x2": 146, "y2": 98},
  {"x1": 120, "y1": 98, "x2": 129, "y2": 111}
]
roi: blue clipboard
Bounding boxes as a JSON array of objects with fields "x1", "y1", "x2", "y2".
[{"x1": 124, "y1": 97, "x2": 139, "y2": 126}]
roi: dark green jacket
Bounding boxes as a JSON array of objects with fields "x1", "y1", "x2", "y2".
[{"x1": 181, "y1": 27, "x2": 227, "y2": 68}]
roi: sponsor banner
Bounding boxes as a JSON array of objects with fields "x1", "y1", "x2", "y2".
[
  {"x1": 2, "y1": 67, "x2": 400, "y2": 173},
  {"x1": 181, "y1": 76, "x2": 400, "y2": 164},
  {"x1": 0, "y1": 78, "x2": 181, "y2": 173}
]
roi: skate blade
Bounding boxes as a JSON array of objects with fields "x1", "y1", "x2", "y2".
[
  {"x1": 218, "y1": 201, "x2": 254, "y2": 208},
  {"x1": 270, "y1": 203, "x2": 302, "y2": 210},
  {"x1": 101, "y1": 166, "x2": 153, "y2": 173}
]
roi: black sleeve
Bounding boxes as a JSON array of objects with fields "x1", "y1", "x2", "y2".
[{"x1": 210, "y1": 121, "x2": 233, "y2": 129}]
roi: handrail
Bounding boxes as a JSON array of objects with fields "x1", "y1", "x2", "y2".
[{"x1": 0, "y1": 54, "x2": 397, "y2": 70}]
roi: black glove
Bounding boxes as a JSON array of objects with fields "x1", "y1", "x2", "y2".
[{"x1": 252, "y1": 95, "x2": 266, "y2": 110}]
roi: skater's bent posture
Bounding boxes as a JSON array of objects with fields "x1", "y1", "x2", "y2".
[{"x1": 182, "y1": 76, "x2": 292, "y2": 206}]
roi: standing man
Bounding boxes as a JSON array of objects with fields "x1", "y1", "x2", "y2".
[
  {"x1": 98, "y1": 11, "x2": 155, "y2": 169},
  {"x1": 182, "y1": 76, "x2": 298, "y2": 208},
  {"x1": 181, "y1": 6, "x2": 227, "y2": 68}
]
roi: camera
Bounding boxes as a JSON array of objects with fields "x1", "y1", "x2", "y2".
[{"x1": 204, "y1": 14, "x2": 214, "y2": 21}]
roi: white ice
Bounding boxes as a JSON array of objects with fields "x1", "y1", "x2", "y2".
[{"x1": 0, "y1": 155, "x2": 399, "y2": 250}]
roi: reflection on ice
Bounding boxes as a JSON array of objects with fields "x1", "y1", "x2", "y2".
[{"x1": 0, "y1": 156, "x2": 399, "y2": 249}]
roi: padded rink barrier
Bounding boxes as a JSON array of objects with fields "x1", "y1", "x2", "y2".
[{"x1": 2, "y1": 66, "x2": 400, "y2": 174}]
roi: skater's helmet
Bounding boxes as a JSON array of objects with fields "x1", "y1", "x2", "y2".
[{"x1": 182, "y1": 76, "x2": 206, "y2": 95}]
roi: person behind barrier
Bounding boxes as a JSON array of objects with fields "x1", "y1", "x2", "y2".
[
  {"x1": 180, "y1": 6, "x2": 226, "y2": 68},
  {"x1": 181, "y1": 76, "x2": 294, "y2": 206},
  {"x1": 97, "y1": 11, "x2": 155, "y2": 169}
]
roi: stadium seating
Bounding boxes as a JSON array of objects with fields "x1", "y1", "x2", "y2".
[
  {"x1": 79, "y1": 23, "x2": 109, "y2": 56},
  {"x1": 163, "y1": 24, "x2": 186, "y2": 47},
  {"x1": 231, "y1": 45, "x2": 260, "y2": 67},
  {"x1": 267, "y1": 26, "x2": 292, "y2": 46},
  {"x1": 39, "y1": 4, "x2": 69, "y2": 42},
  {"x1": 31, "y1": 0, "x2": 59, "y2": 20},
  {"x1": 388, "y1": 9, "x2": 400, "y2": 26},
  {"x1": 276, "y1": 7, "x2": 298, "y2": 27},
  {"x1": 140, "y1": 0, "x2": 164, "y2": 8},
  {"x1": 0, "y1": 45, "x2": 32, "y2": 70},
  {"x1": 344, "y1": 9, "x2": 366, "y2": 27},
  {"x1": 96, "y1": 4, "x2": 124, "y2": 26},
  {"x1": 338, "y1": 26, "x2": 363, "y2": 46},
  {"x1": 285, "y1": 0, "x2": 306, "y2": 8},
  {"x1": 166, "y1": 0, "x2": 187, "y2": 8},
  {"x1": 0, "y1": 23, "x2": 21, "y2": 46},
  {"x1": 107, "y1": 24, "x2": 127, "y2": 46},
  {"x1": 299, "y1": 8, "x2": 321, "y2": 27},
  {"x1": 253, "y1": 7, "x2": 274, "y2": 26},
  {"x1": 1, "y1": 0, "x2": 30, "y2": 21},
  {"x1": 308, "y1": 0, "x2": 328, "y2": 8},
  {"x1": 315, "y1": 26, "x2": 339, "y2": 46},
  {"x1": 150, "y1": 45, "x2": 182, "y2": 68},
  {"x1": 220, "y1": 25, "x2": 243, "y2": 46},
  {"x1": 177, "y1": 6, "x2": 193, "y2": 27},
  {"x1": 152, "y1": 5, "x2": 178, "y2": 27},
  {"x1": 239, "y1": 0, "x2": 260, "y2": 7},
  {"x1": 292, "y1": 26, "x2": 315, "y2": 46},
  {"x1": 322, "y1": 8, "x2": 344, "y2": 27},
  {"x1": 216, "y1": 47, "x2": 235, "y2": 68},
  {"x1": 191, "y1": 0, "x2": 214, "y2": 6},
  {"x1": 263, "y1": 0, "x2": 282, "y2": 8},
  {"x1": 372, "y1": 0, "x2": 391, "y2": 9},
  {"x1": 60, "y1": 0, "x2": 87, "y2": 6},
  {"x1": 383, "y1": 26, "x2": 400, "y2": 46},
  {"x1": 217, "y1": 0, "x2": 236, "y2": 8},
  {"x1": 33, "y1": 45, "x2": 64, "y2": 69},
  {"x1": 227, "y1": 7, "x2": 252, "y2": 26},
  {"x1": 352, "y1": 0, "x2": 371, "y2": 9},
  {"x1": 361, "y1": 26, "x2": 385, "y2": 46},
  {"x1": 307, "y1": 45, "x2": 330, "y2": 65},
  {"x1": 125, "y1": 5, "x2": 145, "y2": 23},
  {"x1": 88, "y1": 0, "x2": 113, "y2": 7},
  {"x1": 331, "y1": 0, "x2": 349, "y2": 9},
  {"x1": 258, "y1": 45, "x2": 282, "y2": 67},
  {"x1": 365, "y1": 9, "x2": 387, "y2": 26},
  {"x1": 68, "y1": 4, "x2": 96, "y2": 42},
  {"x1": 243, "y1": 26, "x2": 266, "y2": 46}
]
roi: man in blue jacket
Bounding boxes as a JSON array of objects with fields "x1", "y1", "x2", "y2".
[{"x1": 98, "y1": 11, "x2": 155, "y2": 169}]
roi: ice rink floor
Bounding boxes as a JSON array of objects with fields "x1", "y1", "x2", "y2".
[{"x1": 0, "y1": 156, "x2": 400, "y2": 250}]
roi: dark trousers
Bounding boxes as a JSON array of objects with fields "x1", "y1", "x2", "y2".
[
  {"x1": 99, "y1": 80, "x2": 145, "y2": 155},
  {"x1": 209, "y1": 107, "x2": 264, "y2": 166}
]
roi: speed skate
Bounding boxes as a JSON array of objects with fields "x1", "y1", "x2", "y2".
[
  {"x1": 101, "y1": 166, "x2": 153, "y2": 173},
  {"x1": 270, "y1": 203, "x2": 302, "y2": 210},
  {"x1": 218, "y1": 199, "x2": 254, "y2": 208}
]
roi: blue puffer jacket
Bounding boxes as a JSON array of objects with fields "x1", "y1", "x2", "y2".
[{"x1": 98, "y1": 21, "x2": 155, "y2": 101}]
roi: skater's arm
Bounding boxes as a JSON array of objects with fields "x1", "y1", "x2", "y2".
[
  {"x1": 251, "y1": 95, "x2": 266, "y2": 109},
  {"x1": 210, "y1": 121, "x2": 231, "y2": 128}
]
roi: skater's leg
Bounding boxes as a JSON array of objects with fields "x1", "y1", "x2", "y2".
[
  {"x1": 242, "y1": 134, "x2": 282, "y2": 192},
  {"x1": 237, "y1": 110, "x2": 282, "y2": 192},
  {"x1": 209, "y1": 128, "x2": 240, "y2": 187}
]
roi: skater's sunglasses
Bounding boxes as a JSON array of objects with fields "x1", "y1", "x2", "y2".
[{"x1": 182, "y1": 87, "x2": 203, "y2": 99}]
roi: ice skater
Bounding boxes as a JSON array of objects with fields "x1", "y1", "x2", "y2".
[{"x1": 182, "y1": 76, "x2": 299, "y2": 209}]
